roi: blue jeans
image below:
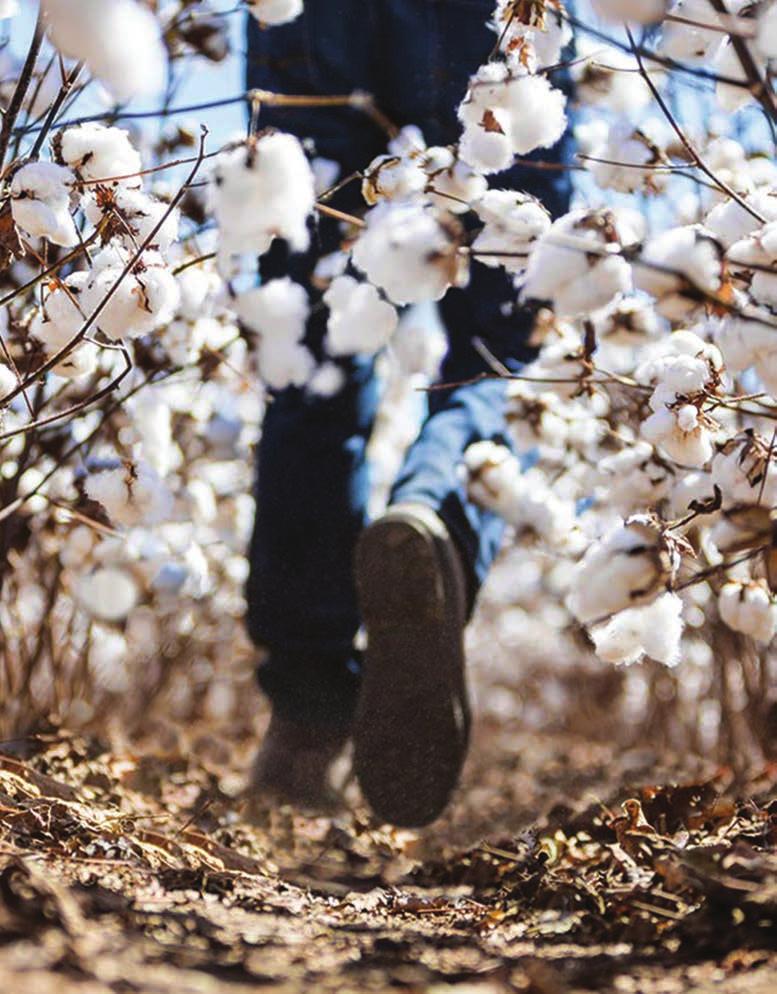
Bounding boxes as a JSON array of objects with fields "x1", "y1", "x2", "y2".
[{"x1": 245, "y1": 1, "x2": 574, "y2": 725}]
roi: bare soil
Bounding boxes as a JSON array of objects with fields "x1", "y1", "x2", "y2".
[{"x1": 0, "y1": 705, "x2": 774, "y2": 994}]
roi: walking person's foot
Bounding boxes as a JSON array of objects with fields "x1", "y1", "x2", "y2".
[
  {"x1": 249, "y1": 712, "x2": 349, "y2": 813},
  {"x1": 353, "y1": 503, "x2": 470, "y2": 827}
]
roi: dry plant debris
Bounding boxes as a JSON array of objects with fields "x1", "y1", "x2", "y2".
[{"x1": 0, "y1": 730, "x2": 774, "y2": 993}]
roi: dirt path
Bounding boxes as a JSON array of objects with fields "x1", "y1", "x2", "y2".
[{"x1": 0, "y1": 718, "x2": 774, "y2": 994}]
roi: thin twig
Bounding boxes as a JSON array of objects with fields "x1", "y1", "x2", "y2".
[{"x1": 0, "y1": 10, "x2": 44, "y2": 171}]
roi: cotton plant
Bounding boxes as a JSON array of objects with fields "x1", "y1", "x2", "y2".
[
  {"x1": 464, "y1": 440, "x2": 579, "y2": 549},
  {"x1": 57, "y1": 123, "x2": 143, "y2": 186},
  {"x1": 351, "y1": 199, "x2": 468, "y2": 305},
  {"x1": 659, "y1": 0, "x2": 738, "y2": 64},
  {"x1": 521, "y1": 208, "x2": 637, "y2": 317},
  {"x1": 210, "y1": 132, "x2": 316, "y2": 265},
  {"x1": 85, "y1": 459, "x2": 174, "y2": 528},
  {"x1": 41, "y1": 0, "x2": 167, "y2": 103},
  {"x1": 457, "y1": 61, "x2": 568, "y2": 173},
  {"x1": 636, "y1": 330, "x2": 724, "y2": 467},
  {"x1": 727, "y1": 218, "x2": 777, "y2": 309},
  {"x1": 232, "y1": 277, "x2": 315, "y2": 389},
  {"x1": 635, "y1": 227, "x2": 724, "y2": 321},
  {"x1": 361, "y1": 129, "x2": 488, "y2": 212},
  {"x1": 324, "y1": 276, "x2": 398, "y2": 356},
  {"x1": 490, "y1": 0, "x2": 573, "y2": 69},
  {"x1": 9, "y1": 161, "x2": 78, "y2": 247},
  {"x1": 571, "y1": 39, "x2": 655, "y2": 116},
  {"x1": 472, "y1": 191, "x2": 551, "y2": 274},
  {"x1": 718, "y1": 580, "x2": 777, "y2": 643},
  {"x1": 588, "y1": 123, "x2": 669, "y2": 196}
]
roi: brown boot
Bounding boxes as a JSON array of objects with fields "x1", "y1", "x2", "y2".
[{"x1": 249, "y1": 712, "x2": 349, "y2": 812}]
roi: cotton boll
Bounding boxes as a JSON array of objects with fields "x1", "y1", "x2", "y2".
[
  {"x1": 727, "y1": 218, "x2": 777, "y2": 309},
  {"x1": 635, "y1": 227, "x2": 723, "y2": 320},
  {"x1": 567, "y1": 514, "x2": 687, "y2": 624},
  {"x1": 506, "y1": 383, "x2": 573, "y2": 454},
  {"x1": 465, "y1": 441, "x2": 577, "y2": 546},
  {"x1": 76, "y1": 566, "x2": 138, "y2": 622},
  {"x1": 592, "y1": 296, "x2": 662, "y2": 346},
  {"x1": 257, "y1": 339, "x2": 315, "y2": 390},
  {"x1": 464, "y1": 441, "x2": 522, "y2": 519},
  {"x1": 719, "y1": 580, "x2": 777, "y2": 642},
  {"x1": 506, "y1": 469, "x2": 578, "y2": 548},
  {"x1": 361, "y1": 153, "x2": 427, "y2": 206},
  {"x1": 670, "y1": 470, "x2": 717, "y2": 519},
  {"x1": 641, "y1": 400, "x2": 714, "y2": 466},
  {"x1": 571, "y1": 40, "x2": 653, "y2": 115},
  {"x1": 389, "y1": 303, "x2": 448, "y2": 377},
  {"x1": 10, "y1": 161, "x2": 78, "y2": 247},
  {"x1": 588, "y1": 124, "x2": 668, "y2": 195},
  {"x1": 177, "y1": 264, "x2": 222, "y2": 322},
  {"x1": 635, "y1": 329, "x2": 723, "y2": 388},
  {"x1": 489, "y1": 72, "x2": 568, "y2": 157},
  {"x1": 521, "y1": 209, "x2": 633, "y2": 316},
  {"x1": 58, "y1": 123, "x2": 142, "y2": 186},
  {"x1": 713, "y1": 311, "x2": 777, "y2": 392},
  {"x1": 248, "y1": 0, "x2": 303, "y2": 26},
  {"x1": 636, "y1": 332, "x2": 722, "y2": 467},
  {"x1": 232, "y1": 277, "x2": 309, "y2": 342},
  {"x1": 596, "y1": 441, "x2": 674, "y2": 515},
  {"x1": 211, "y1": 134, "x2": 316, "y2": 259},
  {"x1": 30, "y1": 272, "x2": 100, "y2": 377},
  {"x1": 84, "y1": 187, "x2": 179, "y2": 253},
  {"x1": 85, "y1": 460, "x2": 173, "y2": 527},
  {"x1": 126, "y1": 390, "x2": 175, "y2": 476},
  {"x1": 307, "y1": 361, "x2": 346, "y2": 397},
  {"x1": 42, "y1": 0, "x2": 166, "y2": 103},
  {"x1": 423, "y1": 147, "x2": 488, "y2": 213},
  {"x1": 351, "y1": 200, "x2": 467, "y2": 305},
  {"x1": 472, "y1": 190, "x2": 551, "y2": 275},
  {"x1": 324, "y1": 275, "x2": 398, "y2": 356},
  {"x1": 705, "y1": 190, "x2": 777, "y2": 249},
  {"x1": 459, "y1": 120, "x2": 514, "y2": 175},
  {"x1": 711, "y1": 431, "x2": 777, "y2": 508},
  {"x1": 521, "y1": 333, "x2": 592, "y2": 401},
  {"x1": 31, "y1": 274, "x2": 86, "y2": 346},
  {"x1": 491, "y1": 1, "x2": 572, "y2": 68},
  {"x1": 591, "y1": 0, "x2": 667, "y2": 23},
  {"x1": 591, "y1": 592, "x2": 683, "y2": 667},
  {"x1": 458, "y1": 63, "x2": 567, "y2": 174},
  {"x1": 506, "y1": 382, "x2": 604, "y2": 459},
  {"x1": 660, "y1": 0, "x2": 729, "y2": 63},
  {"x1": 80, "y1": 250, "x2": 180, "y2": 340}
]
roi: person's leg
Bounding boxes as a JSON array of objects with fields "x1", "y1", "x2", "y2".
[
  {"x1": 244, "y1": 3, "x2": 385, "y2": 747},
  {"x1": 351, "y1": 279, "x2": 536, "y2": 827},
  {"x1": 390, "y1": 270, "x2": 541, "y2": 608},
  {"x1": 247, "y1": 344, "x2": 378, "y2": 731},
  {"x1": 353, "y1": 0, "x2": 575, "y2": 822}
]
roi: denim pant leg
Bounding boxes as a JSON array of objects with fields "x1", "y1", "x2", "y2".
[
  {"x1": 245, "y1": 3, "x2": 386, "y2": 725},
  {"x1": 247, "y1": 350, "x2": 378, "y2": 725},
  {"x1": 390, "y1": 262, "x2": 539, "y2": 609}
]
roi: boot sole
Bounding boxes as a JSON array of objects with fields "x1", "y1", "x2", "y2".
[{"x1": 353, "y1": 506, "x2": 469, "y2": 827}]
